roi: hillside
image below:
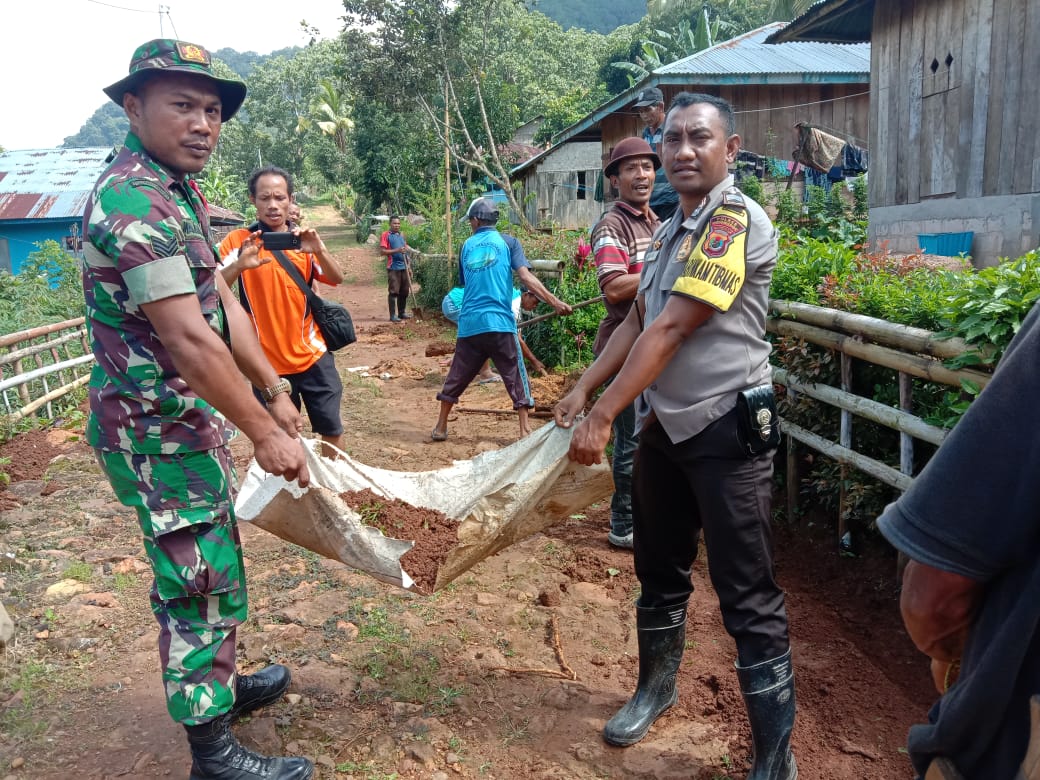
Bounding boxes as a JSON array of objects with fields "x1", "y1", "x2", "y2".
[{"x1": 527, "y1": 0, "x2": 646, "y2": 32}]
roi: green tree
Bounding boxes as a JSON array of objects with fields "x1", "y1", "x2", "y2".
[
  {"x1": 525, "y1": 0, "x2": 645, "y2": 32},
  {"x1": 210, "y1": 40, "x2": 350, "y2": 193},
  {"x1": 212, "y1": 46, "x2": 301, "y2": 78},
  {"x1": 610, "y1": 7, "x2": 729, "y2": 84},
  {"x1": 648, "y1": 0, "x2": 807, "y2": 24},
  {"x1": 341, "y1": 0, "x2": 616, "y2": 226},
  {"x1": 349, "y1": 98, "x2": 439, "y2": 215},
  {"x1": 535, "y1": 84, "x2": 611, "y2": 143}
]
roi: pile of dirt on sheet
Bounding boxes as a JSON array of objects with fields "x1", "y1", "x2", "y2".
[{"x1": 339, "y1": 488, "x2": 458, "y2": 593}]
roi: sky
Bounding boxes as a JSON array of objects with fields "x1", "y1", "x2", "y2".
[{"x1": 1, "y1": 0, "x2": 351, "y2": 151}]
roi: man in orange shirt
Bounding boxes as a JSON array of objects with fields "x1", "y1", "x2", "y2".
[{"x1": 220, "y1": 166, "x2": 346, "y2": 455}]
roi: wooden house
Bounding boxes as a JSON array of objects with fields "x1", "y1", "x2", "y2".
[
  {"x1": 768, "y1": 0, "x2": 1040, "y2": 266},
  {"x1": 512, "y1": 23, "x2": 871, "y2": 229}
]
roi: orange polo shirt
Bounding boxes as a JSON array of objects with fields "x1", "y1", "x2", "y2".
[{"x1": 219, "y1": 229, "x2": 337, "y2": 376}]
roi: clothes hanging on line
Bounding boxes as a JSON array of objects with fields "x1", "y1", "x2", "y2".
[
  {"x1": 793, "y1": 123, "x2": 846, "y2": 173},
  {"x1": 842, "y1": 143, "x2": 868, "y2": 175},
  {"x1": 803, "y1": 167, "x2": 832, "y2": 199},
  {"x1": 734, "y1": 149, "x2": 766, "y2": 182}
]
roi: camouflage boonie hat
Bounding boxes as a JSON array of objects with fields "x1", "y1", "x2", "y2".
[{"x1": 103, "y1": 39, "x2": 247, "y2": 121}]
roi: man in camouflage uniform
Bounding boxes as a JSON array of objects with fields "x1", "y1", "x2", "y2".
[{"x1": 83, "y1": 39, "x2": 313, "y2": 780}]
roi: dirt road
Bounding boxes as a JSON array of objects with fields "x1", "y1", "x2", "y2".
[{"x1": 0, "y1": 206, "x2": 934, "y2": 779}]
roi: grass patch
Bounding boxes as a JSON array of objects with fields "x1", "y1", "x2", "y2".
[
  {"x1": 112, "y1": 572, "x2": 138, "y2": 594},
  {"x1": 427, "y1": 684, "x2": 465, "y2": 716},
  {"x1": 501, "y1": 715, "x2": 531, "y2": 746},
  {"x1": 63, "y1": 561, "x2": 93, "y2": 582},
  {"x1": 332, "y1": 760, "x2": 399, "y2": 779},
  {"x1": 357, "y1": 641, "x2": 441, "y2": 703},
  {"x1": 0, "y1": 650, "x2": 85, "y2": 744},
  {"x1": 343, "y1": 370, "x2": 384, "y2": 398}
]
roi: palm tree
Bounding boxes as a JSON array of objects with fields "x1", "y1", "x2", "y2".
[{"x1": 297, "y1": 79, "x2": 354, "y2": 153}]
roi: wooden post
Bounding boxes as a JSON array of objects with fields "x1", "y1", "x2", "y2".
[
  {"x1": 898, "y1": 372, "x2": 914, "y2": 478},
  {"x1": 444, "y1": 84, "x2": 452, "y2": 261},
  {"x1": 786, "y1": 430, "x2": 798, "y2": 523},
  {"x1": 838, "y1": 353, "x2": 852, "y2": 548}
]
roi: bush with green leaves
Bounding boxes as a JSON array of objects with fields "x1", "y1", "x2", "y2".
[
  {"x1": 0, "y1": 241, "x2": 85, "y2": 334},
  {"x1": 936, "y1": 249, "x2": 1040, "y2": 366},
  {"x1": 522, "y1": 257, "x2": 604, "y2": 370},
  {"x1": 0, "y1": 241, "x2": 89, "y2": 438}
]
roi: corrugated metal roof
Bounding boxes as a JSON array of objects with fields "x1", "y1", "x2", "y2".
[
  {"x1": 766, "y1": 0, "x2": 874, "y2": 44},
  {"x1": 0, "y1": 147, "x2": 114, "y2": 221},
  {"x1": 657, "y1": 22, "x2": 870, "y2": 77}
]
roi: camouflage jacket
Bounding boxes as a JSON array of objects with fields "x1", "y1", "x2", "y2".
[{"x1": 82, "y1": 132, "x2": 231, "y2": 455}]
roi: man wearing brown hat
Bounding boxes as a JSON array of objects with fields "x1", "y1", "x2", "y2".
[
  {"x1": 83, "y1": 39, "x2": 313, "y2": 780},
  {"x1": 591, "y1": 137, "x2": 661, "y2": 549},
  {"x1": 633, "y1": 86, "x2": 679, "y2": 222}
]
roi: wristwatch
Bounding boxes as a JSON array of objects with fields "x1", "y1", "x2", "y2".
[{"x1": 261, "y1": 378, "x2": 291, "y2": 402}]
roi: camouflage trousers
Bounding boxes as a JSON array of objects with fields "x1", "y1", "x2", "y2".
[{"x1": 95, "y1": 446, "x2": 246, "y2": 725}]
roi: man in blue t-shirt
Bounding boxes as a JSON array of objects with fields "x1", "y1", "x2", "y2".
[{"x1": 431, "y1": 198, "x2": 570, "y2": 442}]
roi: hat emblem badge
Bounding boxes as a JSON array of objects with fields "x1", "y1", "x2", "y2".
[{"x1": 178, "y1": 43, "x2": 208, "y2": 64}]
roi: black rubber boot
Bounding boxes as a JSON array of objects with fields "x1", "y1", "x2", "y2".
[
  {"x1": 388, "y1": 295, "x2": 399, "y2": 321},
  {"x1": 185, "y1": 716, "x2": 313, "y2": 780},
  {"x1": 228, "y1": 665, "x2": 291, "y2": 721},
  {"x1": 602, "y1": 601, "x2": 687, "y2": 746},
  {"x1": 736, "y1": 648, "x2": 798, "y2": 780},
  {"x1": 398, "y1": 297, "x2": 411, "y2": 319}
]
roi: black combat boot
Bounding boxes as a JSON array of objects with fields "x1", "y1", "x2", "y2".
[
  {"x1": 228, "y1": 665, "x2": 291, "y2": 721},
  {"x1": 736, "y1": 648, "x2": 798, "y2": 780},
  {"x1": 185, "y1": 716, "x2": 313, "y2": 780},
  {"x1": 602, "y1": 600, "x2": 687, "y2": 746}
]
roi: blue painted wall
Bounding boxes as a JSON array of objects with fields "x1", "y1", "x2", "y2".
[{"x1": 0, "y1": 219, "x2": 81, "y2": 275}]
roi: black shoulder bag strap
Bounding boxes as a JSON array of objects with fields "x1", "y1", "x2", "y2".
[{"x1": 270, "y1": 249, "x2": 320, "y2": 315}]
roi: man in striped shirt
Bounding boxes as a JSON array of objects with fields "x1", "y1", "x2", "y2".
[{"x1": 591, "y1": 136, "x2": 662, "y2": 549}]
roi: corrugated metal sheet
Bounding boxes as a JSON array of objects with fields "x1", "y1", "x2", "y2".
[
  {"x1": 0, "y1": 147, "x2": 114, "y2": 221},
  {"x1": 657, "y1": 22, "x2": 870, "y2": 76},
  {"x1": 766, "y1": 0, "x2": 875, "y2": 44}
]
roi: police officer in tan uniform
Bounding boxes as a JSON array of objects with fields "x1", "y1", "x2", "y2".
[{"x1": 556, "y1": 92, "x2": 795, "y2": 780}]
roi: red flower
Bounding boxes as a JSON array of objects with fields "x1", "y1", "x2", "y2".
[{"x1": 574, "y1": 238, "x2": 592, "y2": 270}]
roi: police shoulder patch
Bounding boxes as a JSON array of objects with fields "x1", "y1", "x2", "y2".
[{"x1": 700, "y1": 211, "x2": 747, "y2": 259}]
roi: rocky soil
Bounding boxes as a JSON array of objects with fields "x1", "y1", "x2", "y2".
[{"x1": 0, "y1": 206, "x2": 936, "y2": 779}]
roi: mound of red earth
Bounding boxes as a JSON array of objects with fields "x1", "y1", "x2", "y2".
[{"x1": 339, "y1": 488, "x2": 458, "y2": 593}]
